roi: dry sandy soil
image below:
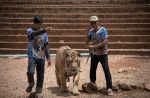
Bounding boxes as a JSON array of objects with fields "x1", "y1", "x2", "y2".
[{"x1": 0, "y1": 55, "x2": 150, "y2": 98}]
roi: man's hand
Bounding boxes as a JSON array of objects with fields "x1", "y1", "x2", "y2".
[
  {"x1": 47, "y1": 59, "x2": 51, "y2": 67},
  {"x1": 45, "y1": 27, "x2": 52, "y2": 31},
  {"x1": 88, "y1": 45, "x2": 94, "y2": 49}
]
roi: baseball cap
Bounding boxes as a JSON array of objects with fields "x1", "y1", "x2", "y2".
[
  {"x1": 89, "y1": 16, "x2": 99, "y2": 21},
  {"x1": 33, "y1": 16, "x2": 43, "y2": 23}
]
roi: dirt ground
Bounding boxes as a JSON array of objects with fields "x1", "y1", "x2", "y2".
[{"x1": 0, "y1": 55, "x2": 150, "y2": 98}]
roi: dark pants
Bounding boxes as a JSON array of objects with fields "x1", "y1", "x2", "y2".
[
  {"x1": 27, "y1": 57, "x2": 45, "y2": 88},
  {"x1": 90, "y1": 54, "x2": 112, "y2": 89}
]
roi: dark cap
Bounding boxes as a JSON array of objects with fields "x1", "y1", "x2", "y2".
[{"x1": 33, "y1": 16, "x2": 43, "y2": 23}]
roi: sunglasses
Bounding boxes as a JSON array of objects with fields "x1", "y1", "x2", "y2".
[{"x1": 90, "y1": 21, "x2": 98, "y2": 24}]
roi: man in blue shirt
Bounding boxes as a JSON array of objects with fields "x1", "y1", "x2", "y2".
[
  {"x1": 26, "y1": 16, "x2": 51, "y2": 94},
  {"x1": 85, "y1": 16, "x2": 113, "y2": 96}
]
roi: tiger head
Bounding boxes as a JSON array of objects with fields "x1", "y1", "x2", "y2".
[{"x1": 64, "y1": 49, "x2": 80, "y2": 77}]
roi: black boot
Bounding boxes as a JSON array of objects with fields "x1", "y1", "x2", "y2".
[
  {"x1": 26, "y1": 74, "x2": 35, "y2": 93},
  {"x1": 26, "y1": 82, "x2": 35, "y2": 93},
  {"x1": 36, "y1": 87, "x2": 42, "y2": 94}
]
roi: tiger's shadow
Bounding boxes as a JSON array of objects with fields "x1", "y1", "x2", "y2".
[
  {"x1": 47, "y1": 87, "x2": 70, "y2": 97},
  {"x1": 47, "y1": 87, "x2": 84, "y2": 97}
]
